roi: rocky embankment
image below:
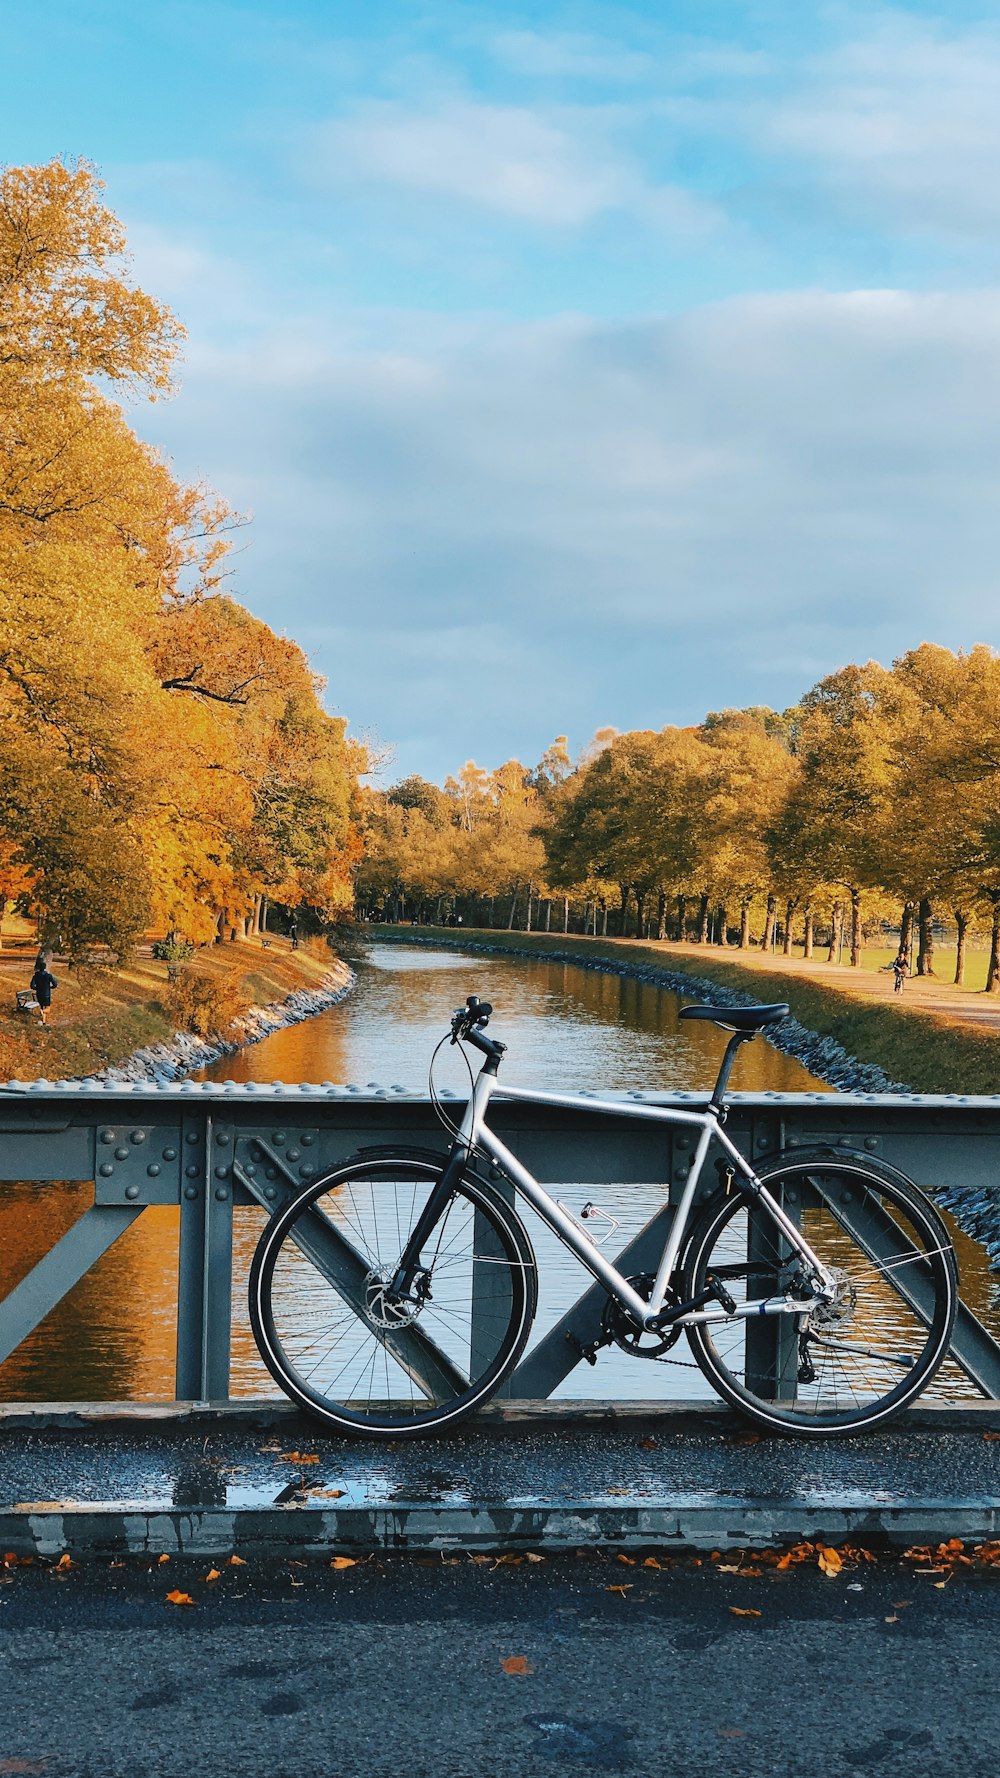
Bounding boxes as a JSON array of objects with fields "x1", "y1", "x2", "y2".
[{"x1": 94, "y1": 960, "x2": 355, "y2": 1084}]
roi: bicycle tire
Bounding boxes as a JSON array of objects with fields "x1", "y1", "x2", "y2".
[
  {"x1": 682, "y1": 1148, "x2": 958, "y2": 1436},
  {"x1": 249, "y1": 1148, "x2": 537, "y2": 1437}
]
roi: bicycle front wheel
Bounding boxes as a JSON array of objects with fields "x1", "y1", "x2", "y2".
[
  {"x1": 249, "y1": 1150, "x2": 537, "y2": 1436},
  {"x1": 683, "y1": 1150, "x2": 958, "y2": 1435}
]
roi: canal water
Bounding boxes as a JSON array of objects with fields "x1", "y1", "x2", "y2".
[{"x1": 0, "y1": 942, "x2": 996, "y2": 1402}]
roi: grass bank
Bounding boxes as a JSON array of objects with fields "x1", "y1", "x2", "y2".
[
  {"x1": 376, "y1": 926, "x2": 1000, "y2": 1096},
  {"x1": 0, "y1": 938, "x2": 337, "y2": 1082}
]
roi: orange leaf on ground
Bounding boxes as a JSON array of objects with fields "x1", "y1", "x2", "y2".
[
  {"x1": 729, "y1": 1608, "x2": 761, "y2": 1619},
  {"x1": 817, "y1": 1548, "x2": 843, "y2": 1577},
  {"x1": 330, "y1": 1557, "x2": 357, "y2": 1570},
  {"x1": 615, "y1": 1554, "x2": 635, "y2": 1566},
  {"x1": 165, "y1": 1590, "x2": 195, "y2": 1607},
  {"x1": 157, "y1": 1554, "x2": 170, "y2": 1565},
  {"x1": 203, "y1": 1569, "x2": 221, "y2": 1582},
  {"x1": 606, "y1": 1585, "x2": 632, "y2": 1596},
  {"x1": 280, "y1": 1451, "x2": 320, "y2": 1465},
  {"x1": 53, "y1": 1554, "x2": 74, "y2": 1571},
  {"x1": 500, "y1": 1656, "x2": 534, "y2": 1675},
  {"x1": 227, "y1": 1555, "x2": 247, "y2": 1566},
  {"x1": 643, "y1": 1558, "x2": 662, "y2": 1570},
  {"x1": 525, "y1": 1553, "x2": 545, "y2": 1564}
]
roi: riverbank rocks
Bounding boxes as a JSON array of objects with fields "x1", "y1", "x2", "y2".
[{"x1": 92, "y1": 961, "x2": 356, "y2": 1086}]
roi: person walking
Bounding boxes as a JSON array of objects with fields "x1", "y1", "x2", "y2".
[{"x1": 30, "y1": 950, "x2": 58, "y2": 1025}]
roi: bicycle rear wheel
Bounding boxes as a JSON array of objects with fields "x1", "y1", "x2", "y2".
[
  {"x1": 249, "y1": 1149, "x2": 537, "y2": 1436},
  {"x1": 683, "y1": 1150, "x2": 958, "y2": 1435}
]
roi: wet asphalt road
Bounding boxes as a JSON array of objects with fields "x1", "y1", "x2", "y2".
[{"x1": 0, "y1": 1553, "x2": 997, "y2": 1778}]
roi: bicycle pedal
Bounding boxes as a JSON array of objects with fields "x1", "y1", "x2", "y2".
[{"x1": 707, "y1": 1275, "x2": 737, "y2": 1315}]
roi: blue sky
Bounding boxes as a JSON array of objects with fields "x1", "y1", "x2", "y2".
[{"x1": 7, "y1": 2, "x2": 1000, "y2": 778}]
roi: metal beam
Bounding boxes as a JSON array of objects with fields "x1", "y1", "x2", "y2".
[{"x1": 0, "y1": 1205, "x2": 142, "y2": 1366}]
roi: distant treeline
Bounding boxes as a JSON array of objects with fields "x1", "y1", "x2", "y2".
[
  {"x1": 0, "y1": 161, "x2": 364, "y2": 958},
  {"x1": 356, "y1": 647, "x2": 1000, "y2": 990}
]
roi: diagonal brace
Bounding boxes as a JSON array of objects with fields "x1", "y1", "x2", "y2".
[
  {"x1": 0, "y1": 1205, "x2": 143, "y2": 1368},
  {"x1": 235, "y1": 1149, "x2": 466, "y2": 1403},
  {"x1": 510, "y1": 1198, "x2": 678, "y2": 1399},
  {"x1": 809, "y1": 1176, "x2": 1000, "y2": 1399}
]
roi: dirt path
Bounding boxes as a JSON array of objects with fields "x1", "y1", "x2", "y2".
[{"x1": 603, "y1": 936, "x2": 1000, "y2": 1034}]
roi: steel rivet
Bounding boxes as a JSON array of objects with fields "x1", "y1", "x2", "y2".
[
  {"x1": 300, "y1": 1163, "x2": 315, "y2": 1179},
  {"x1": 130, "y1": 1129, "x2": 146, "y2": 1145},
  {"x1": 184, "y1": 1185, "x2": 198, "y2": 1200},
  {"x1": 273, "y1": 1131, "x2": 287, "y2": 1145},
  {"x1": 185, "y1": 1164, "x2": 199, "y2": 1178},
  {"x1": 99, "y1": 1162, "x2": 114, "y2": 1177},
  {"x1": 216, "y1": 1132, "x2": 230, "y2": 1146},
  {"x1": 301, "y1": 1133, "x2": 315, "y2": 1147},
  {"x1": 185, "y1": 1131, "x2": 199, "y2": 1145},
  {"x1": 124, "y1": 1184, "x2": 139, "y2": 1200},
  {"x1": 215, "y1": 1187, "x2": 228, "y2": 1201},
  {"x1": 287, "y1": 1148, "x2": 300, "y2": 1162},
  {"x1": 264, "y1": 1186, "x2": 277, "y2": 1201},
  {"x1": 99, "y1": 1129, "x2": 115, "y2": 1145},
  {"x1": 864, "y1": 1137, "x2": 877, "y2": 1151},
  {"x1": 214, "y1": 1164, "x2": 229, "y2": 1179},
  {"x1": 265, "y1": 1167, "x2": 278, "y2": 1181},
  {"x1": 115, "y1": 1146, "x2": 129, "y2": 1161},
  {"x1": 244, "y1": 1162, "x2": 256, "y2": 1176},
  {"x1": 147, "y1": 1163, "x2": 161, "y2": 1178},
  {"x1": 162, "y1": 1147, "x2": 177, "y2": 1161}
]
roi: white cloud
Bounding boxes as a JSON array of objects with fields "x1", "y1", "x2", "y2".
[
  {"x1": 761, "y1": 12, "x2": 1000, "y2": 237},
  {"x1": 309, "y1": 97, "x2": 713, "y2": 230},
  {"x1": 148, "y1": 287, "x2": 1000, "y2": 775},
  {"x1": 488, "y1": 29, "x2": 652, "y2": 83}
]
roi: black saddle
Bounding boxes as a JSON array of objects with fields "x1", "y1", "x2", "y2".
[{"x1": 679, "y1": 1001, "x2": 789, "y2": 1034}]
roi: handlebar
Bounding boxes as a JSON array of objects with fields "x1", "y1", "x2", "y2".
[{"x1": 450, "y1": 994, "x2": 505, "y2": 1065}]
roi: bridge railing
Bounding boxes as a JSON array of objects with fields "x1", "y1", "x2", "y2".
[{"x1": 1, "y1": 1079, "x2": 999, "y2": 1404}]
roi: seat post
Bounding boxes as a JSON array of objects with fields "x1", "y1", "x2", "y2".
[{"x1": 710, "y1": 1031, "x2": 752, "y2": 1109}]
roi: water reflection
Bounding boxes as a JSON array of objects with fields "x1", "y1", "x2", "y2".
[{"x1": 0, "y1": 941, "x2": 995, "y2": 1404}]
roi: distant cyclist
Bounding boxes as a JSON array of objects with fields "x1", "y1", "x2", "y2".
[{"x1": 891, "y1": 953, "x2": 908, "y2": 994}]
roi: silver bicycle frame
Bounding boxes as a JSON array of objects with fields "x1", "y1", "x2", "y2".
[{"x1": 453, "y1": 1067, "x2": 836, "y2": 1330}]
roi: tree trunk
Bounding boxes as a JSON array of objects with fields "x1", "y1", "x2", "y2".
[
  {"x1": 739, "y1": 899, "x2": 751, "y2": 949},
  {"x1": 917, "y1": 896, "x2": 935, "y2": 976},
  {"x1": 563, "y1": 896, "x2": 569, "y2": 934},
  {"x1": 827, "y1": 902, "x2": 843, "y2": 963},
  {"x1": 0, "y1": 893, "x2": 6, "y2": 951},
  {"x1": 618, "y1": 885, "x2": 629, "y2": 937},
  {"x1": 803, "y1": 907, "x2": 814, "y2": 958},
  {"x1": 988, "y1": 898, "x2": 1000, "y2": 992},
  {"x1": 506, "y1": 887, "x2": 519, "y2": 931},
  {"x1": 635, "y1": 891, "x2": 645, "y2": 939},
  {"x1": 656, "y1": 892, "x2": 667, "y2": 941},
  {"x1": 954, "y1": 910, "x2": 968, "y2": 985},
  {"x1": 543, "y1": 898, "x2": 551, "y2": 932},
  {"x1": 783, "y1": 899, "x2": 795, "y2": 956},
  {"x1": 601, "y1": 903, "x2": 608, "y2": 936},
  {"x1": 849, "y1": 886, "x2": 861, "y2": 967},
  {"x1": 760, "y1": 892, "x2": 777, "y2": 952},
  {"x1": 525, "y1": 886, "x2": 533, "y2": 933},
  {"x1": 697, "y1": 892, "x2": 710, "y2": 943},
  {"x1": 898, "y1": 901, "x2": 914, "y2": 970},
  {"x1": 716, "y1": 904, "x2": 728, "y2": 947},
  {"x1": 215, "y1": 909, "x2": 226, "y2": 945},
  {"x1": 676, "y1": 895, "x2": 688, "y2": 942}
]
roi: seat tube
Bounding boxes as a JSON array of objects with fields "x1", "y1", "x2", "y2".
[{"x1": 650, "y1": 1116, "x2": 714, "y2": 1312}]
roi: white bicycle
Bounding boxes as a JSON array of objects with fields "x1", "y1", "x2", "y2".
[{"x1": 249, "y1": 994, "x2": 959, "y2": 1439}]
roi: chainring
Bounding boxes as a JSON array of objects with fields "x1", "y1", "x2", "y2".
[{"x1": 601, "y1": 1273, "x2": 684, "y2": 1358}]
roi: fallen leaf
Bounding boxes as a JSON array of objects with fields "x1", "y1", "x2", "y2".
[
  {"x1": 279, "y1": 1451, "x2": 320, "y2": 1465},
  {"x1": 615, "y1": 1554, "x2": 636, "y2": 1566},
  {"x1": 469, "y1": 1554, "x2": 493, "y2": 1564},
  {"x1": 933, "y1": 1579, "x2": 950, "y2": 1590},
  {"x1": 892, "y1": 1600, "x2": 912, "y2": 1610},
  {"x1": 165, "y1": 1590, "x2": 195, "y2": 1607},
  {"x1": 500, "y1": 1655, "x2": 534, "y2": 1675},
  {"x1": 606, "y1": 1584, "x2": 632, "y2": 1596},
  {"x1": 639, "y1": 1437, "x2": 656, "y2": 1450},
  {"x1": 330, "y1": 1557, "x2": 357, "y2": 1570},
  {"x1": 494, "y1": 1554, "x2": 522, "y2": 1566},
  {"x1": 227, "y1": 1555, "x2": 247, "y2": 1566},
  {"x1": 525, "y1": 1552, "x2": 545, "y2": 1564},
  {"x1": 716, "y1": 1565, "x2": 743, "y2": 1575},
  {"x1": 817, "y1": 1547, "x2": 843, "y2": 1578},
  {"x1": 157, "y1": 1554, "x2": 170, "y2": 1565},
  {"x1": 884, "y1": 1614, "x2": 899, "y2": 1624},
  {"x1": 643, "y1": 1557, "x2": 662, "y2": 1570},
  {"x1": 203, "y1": 1569, "x2": 221, "y2": 1583},
  {"x1": 53, "y1": 1554, "x2": 75, "y2": 1572},
  {"x1": 308, "y1": 1488, "x2": 346, "y2": 1499},
  {"x1": 983, "y1": 1432, "x2": 1000, "y2": 1441},
  {"x1": 729, "y1": 1607, "x2": 761, "y2": 1619}
]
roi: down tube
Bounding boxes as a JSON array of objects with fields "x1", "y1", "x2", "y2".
[{"x1": 475, "y1": 1128, "x2": 653, "y2": 1328}]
